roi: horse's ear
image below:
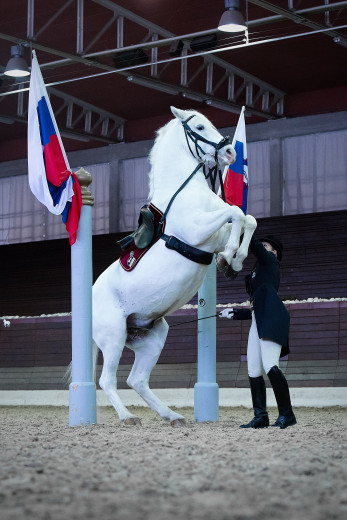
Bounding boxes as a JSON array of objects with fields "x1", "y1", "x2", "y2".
[{"x1": 170, "y1": 106, "x2": 186, "y2": 121}]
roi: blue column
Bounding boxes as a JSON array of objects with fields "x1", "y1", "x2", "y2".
[
  {"x1": 69, "y1": 168, "x2": 97, "y2": 426},
  {"x1": 194, "y1": 260, "x2": 219, "y2": 422}
]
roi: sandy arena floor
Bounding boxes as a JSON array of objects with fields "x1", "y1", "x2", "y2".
[{"x1": 0, "y1": 405, "x2": 346, "y2": 520}]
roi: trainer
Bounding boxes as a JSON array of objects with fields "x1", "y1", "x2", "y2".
[{"x1": 220, "y1": 235, "x2": 296, "y2": 429}]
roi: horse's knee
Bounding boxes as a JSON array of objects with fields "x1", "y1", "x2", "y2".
[
  {"x1": 229, "y1": 205, "x2": 245, "y2": 225},
  {"x1": 245, "y1": 214, "x2": 257, "y2": 231},
  {"x1": 127, "y1": 374, "x2": 146, "y2": 393}
]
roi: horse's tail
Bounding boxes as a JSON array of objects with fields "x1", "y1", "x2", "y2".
[
  {"x1": 63, "y1": 362, "x2": 72, "y2": 385},
  {"x1": 92, "y1": 340, "x2": 98, "y2": 383},
  {"x1": 63, "y1": 341, "x2": 99, "y2": 385}
]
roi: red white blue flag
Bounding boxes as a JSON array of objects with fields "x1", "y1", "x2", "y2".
[
  {"x1": 27, "y1": 51, "x2": 82, "y2": 245},
  {"x1": 222, "y1": 107, "x2": 248, "y2": 214}
]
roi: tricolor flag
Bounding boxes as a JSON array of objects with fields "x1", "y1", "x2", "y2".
[
  {"x1": 222, "y1": 106, "x2": 248, "y2": 214},
  {"x1": 27, "y1": 51, "x2": 82, "y2": 245}
]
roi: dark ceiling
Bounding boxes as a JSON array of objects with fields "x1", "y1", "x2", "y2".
[{"x1": 0, "y1": 0, "x2": 346, "y2": 162}]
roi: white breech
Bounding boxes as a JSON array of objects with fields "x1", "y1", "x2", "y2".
[{"x1": 247, "y1": 312, "x2": 282, "y2": 377}]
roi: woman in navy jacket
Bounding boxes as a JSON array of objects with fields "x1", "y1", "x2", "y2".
[{"x1": 220, "y1": 235, "x2": 296, "y2": 430}]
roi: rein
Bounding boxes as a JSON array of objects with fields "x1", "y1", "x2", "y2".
[
  {"x1": 158, "y1": 160, "x2": 204, "y2": 229},
  {"x1": 157, "y1": 115, "x2": 230, "y2": 231}
]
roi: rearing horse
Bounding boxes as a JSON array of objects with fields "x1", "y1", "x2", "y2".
[{"x1": 92, "y1": 107, "x2": 256, "y2": 425}]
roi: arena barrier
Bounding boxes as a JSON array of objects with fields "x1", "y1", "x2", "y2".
[{"x1": 1, "y1": 298, "x2": 346, "y2": 408}]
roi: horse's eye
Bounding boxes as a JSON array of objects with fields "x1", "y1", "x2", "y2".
[{"x1": 196, "y1": 125, "x2": 204, "y2": 131}]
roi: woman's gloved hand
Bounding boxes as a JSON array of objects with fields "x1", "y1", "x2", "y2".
[{"x1": 219, "y1": 308, "x2": 234, "y2": 319}]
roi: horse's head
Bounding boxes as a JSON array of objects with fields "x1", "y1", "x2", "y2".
[{"x1": 170, "y1": 106, "x2": 236, "y2": 167}]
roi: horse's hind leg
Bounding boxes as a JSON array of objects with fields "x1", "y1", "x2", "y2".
[
  {"x1": 94, "y1": 312, "x2": 141, "y2": 425},
  {"x1": 126, "y1": 318, "x2": 186, "y2": 427}
]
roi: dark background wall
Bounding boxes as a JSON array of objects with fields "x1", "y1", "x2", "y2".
[
  {"x1": 1, "y1": 210, "x2": 346, "y2": 316},
  {"x1": 1, "y1": 210, "x2": 347, "y2": 391}
]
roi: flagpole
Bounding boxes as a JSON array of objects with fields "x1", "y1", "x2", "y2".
[
  {"x1": 217, "y1": 105, "x2": 246, "y2": 197},
  {"x1": 27, "y1": 53, "x2": 95, "y2": 424},
  {"x1": 231, "y1": 106, "x2": 246, "y2": 149},
  {"x1": 194, "y1": 106, "x2": 246, "y2": 422},
  {"x1": 69, "y1": 168, "x2": 97, "y2": 426}
]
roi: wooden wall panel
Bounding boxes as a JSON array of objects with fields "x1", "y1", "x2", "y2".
[
  {"x1": 1, "y1": 301, "x2": 346, "y2": 389},
  {"x1": 1, "y1": 211, "x2": 347, "y2": 390},
  {"x1": 1, "y1": 210, "x2": 347, "y2": 315}
]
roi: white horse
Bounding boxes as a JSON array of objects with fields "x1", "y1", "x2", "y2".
[{"x1": 93, "y1": 107, "x2": 256, "y2": 426}]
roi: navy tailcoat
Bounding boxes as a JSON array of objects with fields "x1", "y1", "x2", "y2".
[{"x1": 237, "y1": 237, "x2": 290, "y2": 358}]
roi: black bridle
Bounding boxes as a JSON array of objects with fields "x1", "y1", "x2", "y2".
[
  {"x1": 158, "y1": 115, "x2": 230, "y2": 230},
  {"x1": 182, "y1": 114, "x2": 230, "y2": 200},
  {"x1": 182, "y1": 114, "x2": 231, "y2": 159}
]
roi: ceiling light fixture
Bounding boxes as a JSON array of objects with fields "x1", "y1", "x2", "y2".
[
  {"x1": 190, "y1": 34, "x2": 218, "y2": 53},
  {"x1": 218, "y1": 0, "x2": 247, "y2": 33},
  {"x1": 60, "y1": 130, "x2": 91, "y2": 143},
  {"x1": 0, "y1": 115, "x2": 15, "y2": 124},
  {"x1": 205, "y1": 98, "x2": 240, "y2": 114},
  {"x1": 169, "y1": 40, "x2": 184, "y2": 57},
  {"x1": 4, "y1": 45, "x2": 30, "y2": 77},
  {"x1": 127, "y1": 75, "x2": 179, "y2": 95},
  {"x1": 113, "y1": 49, "x2": 148, "y2": 69},
  {"x1": 182, "y1": 92, "x2": 206, "y2": 102}
]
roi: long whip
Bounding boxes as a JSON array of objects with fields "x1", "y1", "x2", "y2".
[{"x1": 170, "y1": 313, "x2": 219, "y2": 327}]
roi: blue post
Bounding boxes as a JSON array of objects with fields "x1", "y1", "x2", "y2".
[
  {"x1": 69, "y1": 168, "x2": 97, "y2": 426},
  {"x1": 194, "y1": 260, "x2": 219, "y2": 422}
]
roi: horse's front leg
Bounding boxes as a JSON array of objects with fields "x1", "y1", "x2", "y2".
[
  {"x1": 230, "y1": 214, "x2": 257, "y2": 272},
  {"x1": 215, "y1": 205, "x2": 247, "y2": 275},
  {"x1": 177, "y1": 204, "x2": 244, "y2": 250}
]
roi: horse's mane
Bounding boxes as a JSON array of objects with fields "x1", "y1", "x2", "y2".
[
  {"x1": 148, "y1": 110, "x2": 203, "y2": 199},
  {"x1": 148, "y1": 118, "x2": 177, "y2": 199},
  {"x1": 149, "y1": 119, "x2": 175, "y2": 168}
]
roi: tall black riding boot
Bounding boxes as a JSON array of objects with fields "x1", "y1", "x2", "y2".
[
  {"x1": 267, "y1": 366, "x2": 297, "y2": 429},
  {"x1": 240, "y1": 376, "x2": 269, "y2": 429}
]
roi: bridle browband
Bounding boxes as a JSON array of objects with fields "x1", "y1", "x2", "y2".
[{"x1": 158, "y1": 115, "x2": 230, "y2": 229}]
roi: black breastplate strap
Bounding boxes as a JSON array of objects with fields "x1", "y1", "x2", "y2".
[{"x1": 160, "y1": 234, "x2": 213, "y2": 265}]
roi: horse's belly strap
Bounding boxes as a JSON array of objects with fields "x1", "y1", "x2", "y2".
[{"x1": 160, "y1": 234, "x2": 213, "y2": 265}]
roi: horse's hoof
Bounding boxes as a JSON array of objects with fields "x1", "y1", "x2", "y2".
[
  {"x1": 170, "y1": 418, "x2": 186, "y2": 427},
  {"x1": 224, "y1": 265, "x2": 239, "y2": 279},
  {"x1": 123, "y1": 417, "x2": 142, "y2": 426},
  {"x1": 216, "y1": 253, "x2": 229, "y2": 274}
]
